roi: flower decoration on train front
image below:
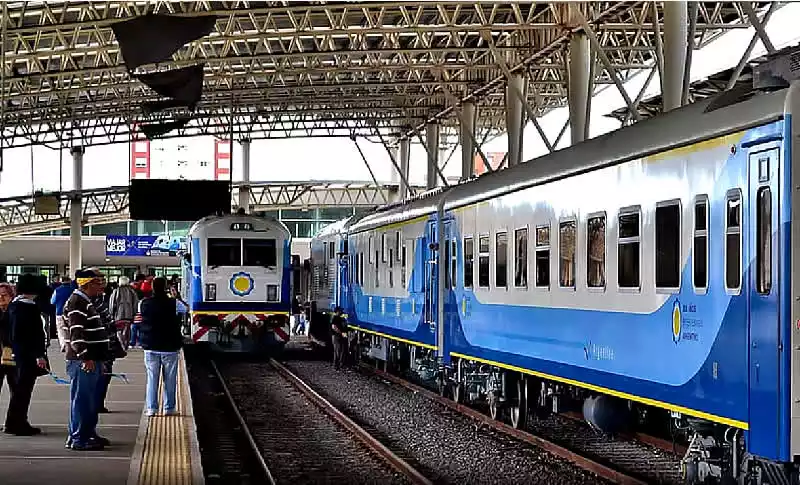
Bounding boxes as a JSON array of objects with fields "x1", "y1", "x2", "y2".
[{"x1": 230, "y1": 272, "x2": 254, "y2": 297}]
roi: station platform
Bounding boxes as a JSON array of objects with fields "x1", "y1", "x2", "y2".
[{"x1": 0, "y1": 343, "x2": 203, "y2": 485}]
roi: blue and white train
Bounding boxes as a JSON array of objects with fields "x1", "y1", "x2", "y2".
[
  {"x1": 182, "y1": 212, "x2": 292, "y2": 353},
  {"x1": 310, "y1": 52, "x2": 800, "y2": 483}
]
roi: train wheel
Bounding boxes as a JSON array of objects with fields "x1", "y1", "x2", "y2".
[
  {"x1": 488, "y1": 393, "x2": 499, "y2": 420},
  {"x1": 452, "y1": 382, "x2": 464, "y2": 404},
  {"x1": 509, "y1": 377, "x2": 528, "y2": 429}
]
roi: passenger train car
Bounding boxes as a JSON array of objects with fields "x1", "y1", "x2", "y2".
[
  {"x1": 182, "y1": 212, "x2": 292, "y2": 353},
  {"x1": 310, "y1": 51, "x2": 800, "y2": 484}
]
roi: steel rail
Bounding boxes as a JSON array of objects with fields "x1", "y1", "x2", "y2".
[
  {"x1": 209, "y1": 359, "x2": 276, "y2": 485},
  {"x1": 269, "y1": 358, "x2": 433, "y2": 485}
]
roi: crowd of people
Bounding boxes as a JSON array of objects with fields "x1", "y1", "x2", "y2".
[{"x1": 0, "y1": 269, "x2": 185, "y2": 451}]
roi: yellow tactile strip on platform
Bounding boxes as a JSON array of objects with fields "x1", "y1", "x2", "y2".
[{"x1": 137, "y1": 357, "x2": 192, "y2": 485}]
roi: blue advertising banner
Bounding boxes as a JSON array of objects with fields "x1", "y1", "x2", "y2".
[{"x1": 105, "y1": 235, "x2": 186, "y2": 257}]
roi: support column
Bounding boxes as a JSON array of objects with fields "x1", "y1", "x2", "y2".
[
  {"x1": 663, "y1": 1, "x2": 688, "y2": 112},
  {"x1": 399, "y1": 137, "x2": 410, "y2": 200},
  {"x1": 568, "y1": 32, "x2": 591, "y2": 144},
  {"x1": 69, "y1": 146, "x2": 84, "y2": 275},
  {"x1": 238, "y1": 139, "x2": 251, "y2": 212},
  {"x1": 425, "y1": 122, "x2": 440, "y2": 190},
  {"x1": 505, "y1": 74, "x2": 525, "y2": 167},
  {"x1": 460, "y1": 101, "x2": 476, "y2": 180}
]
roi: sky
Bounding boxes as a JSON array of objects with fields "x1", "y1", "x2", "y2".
[{"x1": 1, "y1": 4, "x2": 798, "y2": 199}]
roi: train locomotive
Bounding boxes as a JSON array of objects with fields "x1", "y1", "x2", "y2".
[
  {"x1": 309, "y1": 48, "x2": 800, "y2": 484},
  {"x1": 182, "y1": 211, "x2": 292, "y2": 353}
]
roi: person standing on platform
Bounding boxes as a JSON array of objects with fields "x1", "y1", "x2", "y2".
[
  {"x1": 64, "y1": 268, "x2": 110, "y2": 451},
  {"x1": 330, "y1": 307, "x2": 348, "y2": 370},
  {"x1": 6, "y1": 274, "x2": 49, "y2": 436},
  {"x1": 92, "y1": 292, "x2": 126, "y2": 414},
  {"x1": 51, "y1": 276, "x2": 76, "y2": 352},
  {"x1": 109, "y1": 277, "x2": 138, "y2": 351},
  {"x1": 138, "y1": 277, "x2": 183, "y2": 417},
  {"x1": 0, "y1": 284, "x2": 17, "y2": 419}
]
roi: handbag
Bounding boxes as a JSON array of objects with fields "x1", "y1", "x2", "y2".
[
  {"x1": 33, "y1": 355, "x2": 50, "y2": 378},
  {"x1": 0, "y1": 346, "x2": 15, "y2": 367}
]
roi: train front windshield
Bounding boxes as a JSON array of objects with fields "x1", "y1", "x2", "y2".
[{"x1": 207, "y1": 238, "x2": 277, "y2": 267}]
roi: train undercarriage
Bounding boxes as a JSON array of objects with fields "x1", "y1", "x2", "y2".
[{"x1": 351, "y1": 331, "x2": 795, "y2": 485}]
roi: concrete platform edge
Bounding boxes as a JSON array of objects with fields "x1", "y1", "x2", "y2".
[{"x1": 181, "y1": 349, "x2": 205, "y2": 485}]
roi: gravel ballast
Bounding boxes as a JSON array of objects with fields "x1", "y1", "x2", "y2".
[{"x1": 284, "y1": 360, "x2": 610, "y2": 485}]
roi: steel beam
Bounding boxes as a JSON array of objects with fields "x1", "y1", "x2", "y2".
[
  {"x1": 425, "y1": 123, "x2": 440, "y2": 190},
  {"x1": 568, "y1": 32, "x2": 591, "y2": 144},
  {"x1": 69, "y1": 146, "x2": 84, "y2": 274},
  {"x1": 663, "y1": 1, "x2": 688, "y2": 112},
  {"x1": 460, "y1": 101, "x2": 476, "y2": 180},
  {"x1": 399, "y1": 138, "x2": 411, "y2": 201},
  {"x1": 238, "y1": 139, "x2": 251, "y2": 212}
]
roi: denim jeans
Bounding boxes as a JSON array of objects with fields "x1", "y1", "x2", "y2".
[
  {"x1": 144, "y1": 351, "x2": 179, "y2": 413},
  {"x1": 66, "y1": 359, "x2": 102, "y2": 445},
  {"x1": 129, "y1": 324, "x2": 140, "y2": 347}
]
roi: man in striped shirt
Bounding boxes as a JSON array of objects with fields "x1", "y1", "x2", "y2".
[{"x1": 63, "y1": 268, "x2": 110, "y2": 451}]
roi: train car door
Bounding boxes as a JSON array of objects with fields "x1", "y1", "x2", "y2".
[
  {"x1": 747, "y1": 146, "x2": 782, "y2": 459},
  {"x1": 425, "y1": 221, "x2": 438, "y2": 332}
]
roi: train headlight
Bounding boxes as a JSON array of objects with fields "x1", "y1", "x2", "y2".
[
  {"x1": 267, "y1": 285, "x2": 278, "y2": 302},
  {"x1": 205, "y1": 283, "x2": 217, "y2": 301}
]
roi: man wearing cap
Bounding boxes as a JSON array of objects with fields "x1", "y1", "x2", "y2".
[{"x1": 63, "y1": 268, "x2": 110, "y2": 451}]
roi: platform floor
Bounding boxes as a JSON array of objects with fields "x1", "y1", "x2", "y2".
[{"x1": 0, "y1": 344, "x2": 202, "y2": 485}]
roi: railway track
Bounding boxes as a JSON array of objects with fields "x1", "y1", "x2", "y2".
[
  {"x1": 213, "y1": 359, "x2": 432, "y2": 485},
  {"x1": 363, "y1": 364, "x2": 682, "y2": 485},
  {"x1": 186, "y1": 358, "x2": 270, "y2": 484}
]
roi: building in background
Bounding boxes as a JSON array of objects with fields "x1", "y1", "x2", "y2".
[{"x1": 474, "y1": 152, "x2": 506, "y2": 176}]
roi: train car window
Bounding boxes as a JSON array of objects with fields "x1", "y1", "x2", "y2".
[
  {"x1": 444, "y1": 239, "x2": 452, "y2": 289},
  {"x1": 756, "y1": 187, "x2": 772, "y2": 294},
  {"x1": 464, "y1": 238, "x2": 474, "y2": 288},
  {"x1": 693, "y1": 197, "x2": 708, "y2": 292},
  {"x1": 353, "y1": 251, "x2": 359, "y2": 285},
  {"x1": 389, "y1": 246, "x2": 394, "y2": 288},
  {"x1": 368, "y1": 236, "x2": 373, "y2": 263},
  {"x1": 343, "y1": 240, "x2": 348, "y2": 255},
  {"x1": 207, "y1": 238, "x2": 241, "y2": 267},
  {"x1": 359, "y1": 252, "x2": 364, "y2": 285},
  {"x1": 655, "y1": 202, "x2": 681, "y2": 289},
  {"x1": 323, "y1": 242, "x2": 328, "y2": 261},
  {"x1": 381, "y1": 233, "x2": 387, "y2": 263},
  {"x1": 535, "y1": 225, "x2": 550, "y2": 288},
  {"x1": 495, "y1": 232, "x2": 508, "y2": 288},
  {"x1": 396, "y1": 232, "x2": 402, "y2": 262},
  {"x1": 725, "y1": 191, "x2": 742, "y2": 291},
  {"x1": 375, "y1": 250, "x2": 380, "y2": 287},
  {"x1": 559, "y1": 220, "x2": 576, "y2": 288},
  {"x1": 618, "y1": 210, "x2": 640, "y2": 288},
  {"x1": 401, "y1": 244, "x2": 407, "y2": 289},
  {"x1": 478, "y1": 235, "x2": 490, "y2": 288},
  {"x1": 243, "y1": 239, "x2": 277, "y2": 267},
  {"x1": 330, "y1": 241, "x2": 336, "y2": 259},
  {"x1": 514, "y1": 228, "x2": 528, "y2": 287},
  {"x1": 587, "y1": 215, "x2": 606, "y2": 288},
  {"x1": 450, "y1": 240, "x2": 457, "y2": 290}
]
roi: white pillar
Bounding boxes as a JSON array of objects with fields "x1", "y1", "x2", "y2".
[
  {"x1": 568, "y1": 32, "x2": 591, "y2": 144},
  {"x1": 460, "y1": 101, "x2": 476, "y2": 180},
  {"x1": 505, "y1": 74, "x2": 525, "y2": 167},
  {"x1": 425, "y1": 123, "x2": 440, "y2": 190},
  {"x1": 69, "y1": 146, "x2": 84, "y2": 275},
  {"x1": 663, "y1": 1, "x2": 688, "y2": 112},
  {"x1": 239, "y1": 139, "x2": 251, "y2": 212},
  {"x1": 399, "y1": 137, "x2": 410, "y2": 200}
]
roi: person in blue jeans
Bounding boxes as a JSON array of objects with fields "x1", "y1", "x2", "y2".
[
  {"x1": 138, "y1": 277, "x2": 183, "y2": 416},
  {"x1": 62, "y1": 268, "x2": 110, "y2": 451}
]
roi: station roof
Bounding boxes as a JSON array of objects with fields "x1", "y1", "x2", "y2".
[{"x1": 0, "y1": 1, "x2": 771, "y2": 148}]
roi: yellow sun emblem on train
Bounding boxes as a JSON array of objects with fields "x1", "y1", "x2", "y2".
[
  {"x1": 672, "y1": 300, "x2": 682, "y2": 344},
  {"x1": 230, "y1": 272, "x2": 254, "y2": 297}
]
